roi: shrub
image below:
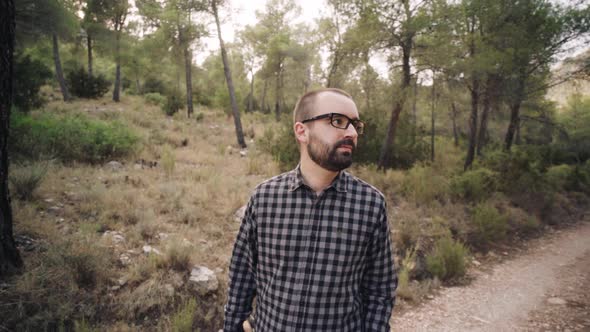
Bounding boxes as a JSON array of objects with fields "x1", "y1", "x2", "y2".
[
  {"x1": 425, "y1": 236, "x2": 468, "y2": 282},
  {"x1": 170, "y1": 298, "x2": 197, "y2": 332},
  {"x1": 13, "y1": 53, "x2": 52, "y2": 112},
  {"x1": 143, "y1": 76, "x2": 166, "y2": 94},
  {"x1": 144, "y1": 92, "x2": 166, "y2": 106},
  {"x1": 470, "y1": 203, "x2": 508, "y2": 246},
  {"x1": 402, "y1": 164, "x2": 449, "y2": 204},
  {"x1": 545, "y1": 164, "x2": 573, "y2": 191},
  {"x1": 9, "y1": 162, "x2": 48, "y2": 200},
  {"x1": 396, "y1": 247, "x2": 417, "y2": 300},
  {"x1": 161, "y1": 145, "x2": 176, "y2": 178},
  {"x1": 10, "y1": 112, "x2": 139, "y2": 163},
  {"x1": 482, "y1": 148, "x2": 546, "y2": 194},
  {"x1": 163, "y1": 90, "x2": 184, "y2": 116},
  {"x1": 450, "y1": 167, "x2": 497, "y2": 202},
  {"x1": 66, "y1": 66, "x2": 110, "y2": 99},
  {"x1": 258, "y1": 120, "x2": 299, "y2": 172},
  {"x1": 155, "y1": 242, "x2": 192, "y2": 272}
]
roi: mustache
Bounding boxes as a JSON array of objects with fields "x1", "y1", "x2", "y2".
[{"x1": 335, "y1": 138, "x2": 356, "y2": 150}]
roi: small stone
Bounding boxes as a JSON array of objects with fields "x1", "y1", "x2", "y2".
[
  {"x1": 189, "y1": 266, "x2": 219, "y2": 295},
  {"x1": 472, "y1": 259, "x2": 481, "y2": 266},
  {"x1": 157, "y1": 233, "x2": 169, "y2": 240},
  {"x1": 44, "y1": 198, "x2": 54, "y2": 203},
  {"x1": 119, "y1": 254, "x2": 131, "y2": 265},
  {"x1": 106, "y1": 161, "x2": 124, "y2": 171},
  {"x1": 240, "y1": 150, "x2": 248, "y2": 157},
  {"x1": 164, "y1": 284, "x2": 175, "y2": 297},
  {"x1": 143, "y1": 245, "x2": 162, "y2": 256}
]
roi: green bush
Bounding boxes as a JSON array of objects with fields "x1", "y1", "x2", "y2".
[
  {"x1": 10, "y1": 112, "x2": 139, "y2": 163},
  {"x1": 482, "y1": 147, "x2": 546, "y2": 194},
  {"x1": 66, "y1": 67, "x2": 110, "y2": 99},
  {"x1": 425, "y1": 236, "x2": 468, "y2": 282},
  {"x1": 545, "y1": 164, "x2": 573, "y2": 191},
  {"x1": 258, "y1": 120, "x2": 299, "y2": 172},
  {"x1": 144, "y1": 92, "x2": 166, "y2": 106},
  {"x1": 170, "y1": 298, "x2": 197, "y2": 332},
  {"x1": 143, "y1": 76, "x2": 166, "y2": 94},
  {"x1": 163, "y1": 90, "x2": 184, "y2": 116},
  {"x1": 470, "y1": 203, "x2": 508, "y2": 246},
  {"x1": 450, "y1": 167, "x2": 497, "y2": 202},
  {"x1": 8, "y1": 162, "x2": 48, "y2": 200},
  {"x1": 13, "y1": 53, "x2": 52, "y2": 112},
  {"x1": 402, "y1": 164, "x2": 449, "y2": 204}
]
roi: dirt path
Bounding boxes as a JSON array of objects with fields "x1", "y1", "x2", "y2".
[{"x1": 390, "y1": 220, "x2": 590, "y2": 332}]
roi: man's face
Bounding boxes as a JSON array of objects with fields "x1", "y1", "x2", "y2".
[{"x1": 304, "y1": 92, "x2": 360, "y2": 172}]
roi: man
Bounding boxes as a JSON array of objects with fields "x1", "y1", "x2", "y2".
[{"x1": 224, "y1": 88, "x2": 397, "y2": 332}]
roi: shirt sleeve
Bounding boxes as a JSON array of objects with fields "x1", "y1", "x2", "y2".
[
  {"x1": 361, "y1": 201, "x2": 397, "y2": 331},
  {"x1": 223, "y1": 197, "x2": 258, "y2": 332}
]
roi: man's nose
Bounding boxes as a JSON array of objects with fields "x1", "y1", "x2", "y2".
[{"x1": 345, "y1": 123, "x2": 359, "y2": 139}]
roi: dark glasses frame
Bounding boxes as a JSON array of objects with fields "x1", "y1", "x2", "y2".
[{"x1": 301, "y1": 112, "x2": 365, "y2": 135}]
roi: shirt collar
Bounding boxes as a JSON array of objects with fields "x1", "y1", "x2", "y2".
[{"x1": 288, "y1": 164, "x2": 349, "y2": 193}]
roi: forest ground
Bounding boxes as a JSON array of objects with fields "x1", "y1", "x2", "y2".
[{"x1": 390, "y1": 219, "x2": 590, "y2": 332}]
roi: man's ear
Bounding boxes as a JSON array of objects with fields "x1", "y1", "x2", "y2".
[{"x1": 294, "y1": 122, "x2": 308, "y2": 145}]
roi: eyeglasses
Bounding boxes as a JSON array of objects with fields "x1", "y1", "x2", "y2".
[{"x1": 301, "y1": 113, "x2": 365, "y2": 135}]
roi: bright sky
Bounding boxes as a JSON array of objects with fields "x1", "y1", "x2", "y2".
[{"x1": 198, "y1": 0, "x2": 327, "y2": 63}]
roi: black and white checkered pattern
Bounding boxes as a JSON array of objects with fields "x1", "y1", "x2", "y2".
[{"x1": 224, "y1": 166, "x2": 397, "y2": 332}]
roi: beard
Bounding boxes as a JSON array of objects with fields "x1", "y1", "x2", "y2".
[{"x1": 307, "y1": 133, "x2": 356, "y2": 172}]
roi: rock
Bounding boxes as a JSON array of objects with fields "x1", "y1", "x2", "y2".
[
  {"x1": 119, "y1": 253, "x2": 131, "y2": 265},
  {"x1": 15, "y1": 235, "x2": 37, "y2": 251},
  {"x1": 472, "y1": 259, "x2": 481, "y2": 266},
  {"x1": 547, "y1": 297, "x2": 567, "y2": 305},
  {"x1": 106, "y1": 161, "x2": 124, "y2": 171},
  {"x1": 157, "y1": 233, "x2": 169, "y2": 240},
  {"x1": 234, "y1": 205, "x2": 247, "y2": 223},
  {"x1": 48, "y1": 206, "x2": 61, "y2": 213},
  {"x1": 164, "y1": 284, "x2": 175, "y2": 297},
  {"x1": 44, "y1": 198, "x2": 54, "y2": 203},
  {"x1": 189, "y1": 266, "x2": 219, "y2": 295},
  {"x1": 134, "y1": 164, "x2": 142, "y2": 170},
  {"x1": 240, "y1": 150, "x2": 248, "y2": 157},
  {"x1": 143, "y1": 245, "x2": 162, "y2": 256}
]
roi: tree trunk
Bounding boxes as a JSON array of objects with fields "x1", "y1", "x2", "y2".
[
  {"x1": 183, "y1": 43, "x2": 194, "y2": 117},
  {"x1": 412, "y1": 77, "x2": 418, "y2": 145},
  {"x1": 504, "y1": 75, "x2": 525, "y2": 151},
  {"x1": 274, "y1": 60, "x2": 282, "y2": 122},
  {"x1": 261, "y1": 79, "x2": 268, "y2": 113},
  {"x1": 212, "y1": 0, "x2": 246, "y2": 148},
  {"x1": 248, "y1": 69, "x2": 254, "y2": 112},
  {"x1": 430, "y1": 76, "x2": 436, "y2": 163},
  {"x1": 0, "y1": 0, "x2": 23, "y2": 276},
  {"x1": 377, "y1": 40, "x2": 412, "y2": 169},
  {"x1": 505, "y1": 100, "x2": 522, "y2": 151},
  {"x1": 477, "y1": 76, "x2": 495, "y2": 156},
  {"x1": 52, "y1": 33, "x2": 71, "y2": 102},
  {"x1": 87, "y1": 34, "x2": 93, "y2": 78},
  {"x1": 464, "y1": 77, "x2": 479, "y2": 171},
  {"x1": 112, "y1": 31, "x2": 121, "y2": 102},
  {"x1": 451, "y1": 102, "x2": 459, "y2": 147}
]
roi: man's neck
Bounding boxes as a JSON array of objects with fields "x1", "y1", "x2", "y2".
[{"x1": 299, "y1": 155, "x2": 339, "y2": 195}]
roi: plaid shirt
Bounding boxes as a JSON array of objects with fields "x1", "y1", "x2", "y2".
[{"x1": 224, "y1": 166, "x2": 397, "y2": 332}]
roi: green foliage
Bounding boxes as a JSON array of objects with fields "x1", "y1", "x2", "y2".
[
  {"x1": 470, "y1": 203, "x2": 508, "y2": 246},
  {"x1": 163, "y1": 90, "x2": 185, "y2": 116},
  {"x1": 545, "y1": 164, "x2": 573, "y2": 191},
  {"x1": 66, "y1": 67, "x2": 110, "y2": 99},
  {"x1": 8, "y1": 162, "x2": 48, "y2": 201},
  {"x1": 13, "y1": 53, "x2": 52, "y2": 112},
  {"x1": 258, "y1": 120, "x2": 299, "y2": 172},
  {"x1": 554, "y1": 94, "x2": 590, "y2": 163},
  {"x1": 482, "y1": 147, "x2": 546, "y2": 194},
  {"x1": 170, "y1": 298, "x2": 197, "y2": 332},
  {"x1": 402, "y1": 164, "x2": 449, "y2": 204},
  {"x1": 396, "y1": 247, "x2": 417, "y2": 300},
  {"x1": 144, "y1": 92, "x2": 166, "y2": 106},
  {"x1": 450, "y1": 167, "x2": 497, "y2": 202},
  {"x1": 10, "y1": 112, "x2": 139, "y2": 163},
  {"x1": 143, "y1": 76, "x2": 167, "y2": 95},
  {"x1": 425, "y1": 236, "x2": 468, "y2": 282}
]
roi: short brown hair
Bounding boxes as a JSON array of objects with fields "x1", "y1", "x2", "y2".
[{"x1": 292, "y1": 88, "x2": 353, "y2": 124}]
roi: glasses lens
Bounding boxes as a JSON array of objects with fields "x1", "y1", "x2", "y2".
[
  {"x1": 330, "y1": 114, "x2": 349, "y2": 129},
  {"x1": 353, "y1": 121, "x2": 364, "y2": 135}
]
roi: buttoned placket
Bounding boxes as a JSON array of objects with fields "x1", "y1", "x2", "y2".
[{"x1": 295, "y1": 185, "x2": 331, "y2": 330}]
